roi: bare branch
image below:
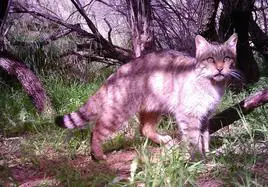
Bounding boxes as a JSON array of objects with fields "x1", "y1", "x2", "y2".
[
  {"x1": 95, "y1": 0, "x2": 128, "y2": 17},
  {"x1": 11, "y1": 2, "x2": 94, "y2": 38},
  {"x1": 161, "y1": 0, "x2": 188, "y2": 32},
  {"x1": 197, "y1": 0, "x2": 219, "y2": 41},
  {"x1": 59, "y1": 50, "x2": 121, "y2": 66},
  {"x1": 70, "y1": 0, "x2": 106, "y2": 41},
  {"x1": 0, "y1": 51, "x2": 53, "y2": 115},
  {"x1": 12, "y1": 29, "x2": 73, "y2": 46},
  {"x1": 127, "y1": 0, "x2": 155, "y2": 57},
  {"x1": 209, "y1": 89, "x2": 268, "y2": 134},
  {"x1": 66, "y1": 0, "x2": 95, "y2": 21},
  {"x1": 11, "y1": 1, "x2": 132, "y2": 63},
  {"x1": 104, "y1": 18, "x2": 112, "y2": 43}
]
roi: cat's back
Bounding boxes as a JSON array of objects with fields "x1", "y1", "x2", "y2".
[
  {"x1": 135, "y1": 50, "x2": 195, "y2": 70},
  {"x1": 112, "y1": 50, "x2": 195, "y2": 81},
  {"x1": 106, "y1": 50, "x2": 196, "y2": 83}
]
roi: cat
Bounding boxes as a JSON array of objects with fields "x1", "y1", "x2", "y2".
[{"x1": 55, "y1": 33, "x2": 239, "y2": 160}]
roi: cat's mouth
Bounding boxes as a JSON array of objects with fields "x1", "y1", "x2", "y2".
[{"x1": 213, "y1": 73, "x2": 225, "y2": 81}]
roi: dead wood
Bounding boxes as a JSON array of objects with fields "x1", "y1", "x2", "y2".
[
  {"x1": 127, "y1": 0, "x2": 155, "y2": 57},
  {"x1": 11, "y1": 1, "x2": 132, "y2": 64},
  {"x1": 197, "y1": 0, "x2": 220, "y2": 41},
  {"x1": 209, "y1": 89, "x2": 268, "y2": 134},
  {"x1": 0, "y1": 51, "x2": 53, "y2": 116},
  {"x1": 249, "y1": 15, "x2": 268, "y2": 58},
  {"x1": 11, "y1": 29, "x2": 73, "y2": 47}
]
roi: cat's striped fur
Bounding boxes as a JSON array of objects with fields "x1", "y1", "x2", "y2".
[{"x1": 55, "y1": 34, "x2": 239, "y2": 160}]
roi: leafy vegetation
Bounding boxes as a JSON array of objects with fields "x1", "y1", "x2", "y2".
[
  {"x1": 1, "y1": 0, "x2": 268, "y2": 186},
  {"x1": 1, "y1": 67, "x2": 267, "y2": 186}
]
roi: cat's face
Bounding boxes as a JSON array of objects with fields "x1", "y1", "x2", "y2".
[{"x1": 195, "y1": 34, "x2": 239, "y2": 82}]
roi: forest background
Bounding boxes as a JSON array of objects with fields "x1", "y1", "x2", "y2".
[{"x1": 0, "y1": 0, "x2": 268, "y2": 186}]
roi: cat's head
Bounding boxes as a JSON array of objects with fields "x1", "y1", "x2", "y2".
[{"x1": 195, "y1": 33, "x2": 241, "y2": 82}]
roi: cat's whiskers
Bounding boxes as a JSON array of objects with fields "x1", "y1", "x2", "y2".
[
  {"x1": 229, "y1": 70, "x2": 244, "y2": 81},
  {"x1": 55, "y1": 33, "x2": 239, "y2": 161}
]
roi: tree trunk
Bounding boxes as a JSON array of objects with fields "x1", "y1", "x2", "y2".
[
  {"x1": 127, "y1": 0, "x2": 155, "y2": 57},
  {"x1": 219, "y1": 0, "x2": 259, "y2": 83},
  {"x1": 249, "y1": 15, "x2": 268, "y2": 59},
  {"x1": 218, "y1": 1, "x2": 234, "y2": 42},
  {"x1": 209, "y1": 89, "x2": 268, "y2": 134},
  {"x1": 197, "y1": 0, "x2": 220, "y2": 41},
  {"x1": 0, "y1": 51, "x2": 53, "y2": 116},
  {"x1": 232, "y1": 9, "x2": 260, "y2": 83},
  {"x1": 0, "y1": 0, "x2": 11, "y2": 50}
]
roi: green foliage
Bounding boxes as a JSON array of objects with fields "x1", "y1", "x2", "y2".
[
  {"x1": 2, "y1": 11, "x2": 267, "y2": 186},
  {"x1": 131, "y1": 141, "x2": 205, "y2": 186},
  {"x1": 0, "y1": 68, "x2": 268, "y2": 186}
]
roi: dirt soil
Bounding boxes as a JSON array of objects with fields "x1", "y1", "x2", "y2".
[
  {"x1": 0, "y1": 136, "x2": 160, "y2": 186},
  {"x1": 1, "y1": 136, "x2": 267, "y2": 186}
]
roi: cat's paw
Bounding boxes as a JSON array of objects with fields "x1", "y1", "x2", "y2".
[
  {"x1": 159, "y1": 134, "x2": 172, "y2": 143},
  {"x1": 159, "y1": 135, "x2": 178, "y2": 149},
  {"x1": 91, "y1": 152, "x2": 107, "y2": 161}
]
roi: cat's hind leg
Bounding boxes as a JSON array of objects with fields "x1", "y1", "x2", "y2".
[
  {"x1": 90, "y1": 120, "x2": 109, "y2": 160},
  {"x1": 91, "y1": 116, "x2": 124, "y2": 160},
  {"x1": 139, "y1": 111, "x2": 175, "y2": 148}
]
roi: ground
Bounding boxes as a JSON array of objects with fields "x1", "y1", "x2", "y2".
[{"x1": 1, "y1": 131, "x2": 268, "y2": 186}]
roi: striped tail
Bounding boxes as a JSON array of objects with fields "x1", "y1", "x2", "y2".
[{"x1": 55, "y1": 105, "x2": 92, "y2": 129}]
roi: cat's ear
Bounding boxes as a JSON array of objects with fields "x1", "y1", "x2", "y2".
[
  {"x1": 195, "y1": 35, "x2": 210, "y2": 57},
  {"x1": 224, "y1": 33, "x2": 238, "y2": 54}
]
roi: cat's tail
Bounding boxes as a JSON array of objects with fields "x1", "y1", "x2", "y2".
[{"x1": 55, "y1": 102, "x2": 96, "y2": 129}]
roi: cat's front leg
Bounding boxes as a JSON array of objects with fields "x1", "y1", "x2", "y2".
[
  {"x1": 139, "y1": 111, "x2": 176, "y2": 148},
  {"x1": 176, "y1": 115, "x2": 209, "y2": 160},
  {"x1": 201, "y1": 124, "x2": 210, "y2": 154}
]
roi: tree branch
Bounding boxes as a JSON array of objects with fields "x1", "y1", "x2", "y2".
[
  {"x1": 11, "y1": 2, "x2": 94, "y2": 38},
  {"x1": 11, "y1": 29, "x2": 73, "y2": 46},
  {"x1": 66, "y1": 0, "x2": 95, "y2": 21},
  {"x1": 209, "y1": 89, "x2": 268, "y2": 134},
  {"x1": 0, "y1": 51, "x2": 53, "y2": 115},
  {"x1": 11, "y1": 1, "x2": 132, "y2": 63},
  {"x1": 95, "y1": 0, "x2": 128, "y2": 17},
  {"x1": 104, "y1": 18, "x2": 112, "y2": 44},
  {"x1": 59, "y1": 50, "x2": 121, "y2": 66},
  {"x1": 70, "y1": 0, "x2": 104, "y2": 38},
  {"x1": 197, "y1": 0, "x2": 219, "y2": 41}
]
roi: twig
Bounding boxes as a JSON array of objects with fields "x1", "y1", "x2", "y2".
[
  {"x1": 11, "y1": 1, "x2": 132, "y2": 63},
  {"x1": 66, "y1": 0, "x2": 95, "y2": 21},
  {"x1": 104, "y1": 18, "x2": 112, "y2": 44},
  {"x1": 11, "y1": 2, "x2": 94, "y2": 38},
  {"x1": 12, "y1": 29, "x2": 73, "y2": 46},
  {"x1": 59, "y1": 50, "x2": 121, "y2": 65},
  {"x1": 70, "y1": 0, "x2": 106, "y2": 40}
]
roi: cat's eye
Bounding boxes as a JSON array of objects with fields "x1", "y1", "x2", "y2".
[
  {"x1": 223, "y1": 56, "x2": 232, "y2": 62},
  {"x1": 207, "y1": 57, "x2": 215, "y2": 63}
]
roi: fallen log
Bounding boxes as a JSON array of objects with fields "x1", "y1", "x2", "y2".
[
  {"x1": 209, "y1": 89, "x2": 268, "y2": 134},
  {"x1": 0, "y1": 51, "x2": 53, "y2": 116}
]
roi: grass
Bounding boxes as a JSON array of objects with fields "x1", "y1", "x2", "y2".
[
  {"x1": 3, "y1": 16, "x2": 267, "y2": 186},
  {"x1": 0, "y1": 71, "x2": 268, "y2": 186}
]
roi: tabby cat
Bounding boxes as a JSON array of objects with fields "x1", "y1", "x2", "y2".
[{"x1": 55, "y1": 33, "x2": 239, "y2": 160}]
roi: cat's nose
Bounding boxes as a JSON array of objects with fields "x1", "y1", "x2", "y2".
[{"x1": 217, "y1": 67, "x2": 223, "y2": 72}]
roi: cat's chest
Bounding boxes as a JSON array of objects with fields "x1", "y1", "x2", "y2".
[{"x1": 180, "y1": 81, "x2": 223, "y2": 117}]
